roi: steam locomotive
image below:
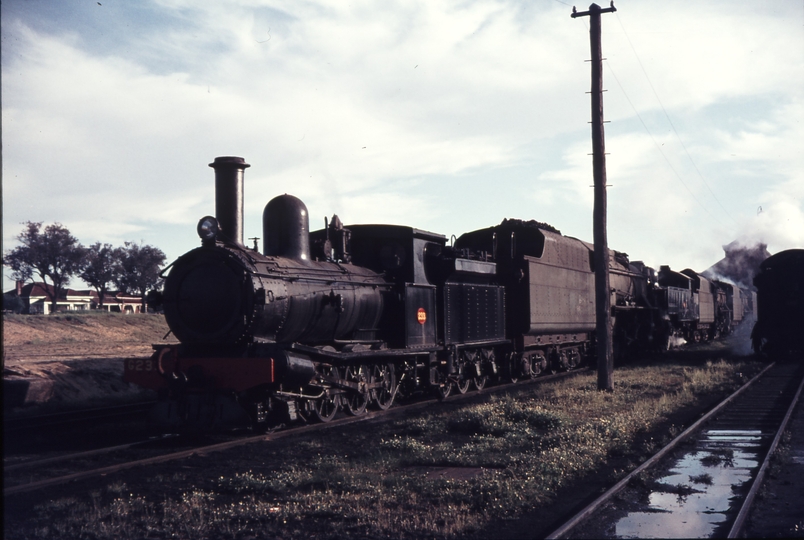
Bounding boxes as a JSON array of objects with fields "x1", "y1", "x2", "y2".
[
  {"x1": 751, "y1": 249, "x2": 804, "y2": 357},
  {"x1": 124, "y1": 157, "x2": 754, "y2": 430},
  {"x1": 655, "y1": 265, "x2": 755, "y2": 345}
]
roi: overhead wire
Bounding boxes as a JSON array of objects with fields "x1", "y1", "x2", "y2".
[
  {"x1": 572, "y1": 14, "x2": 733, "y2": 230},
  {"x1": 613, "y1": 12, "x2": 740, "y2": 228},
  {"x1": 603, "y1": 60, "x2": 727, "y2": 227}
]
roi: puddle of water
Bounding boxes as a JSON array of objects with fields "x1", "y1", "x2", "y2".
[
  {"x1": 705, "y1": 431, "x2": 763, "y2": 441},
  {"x1": 614, "y1": 508, "x2": 725, "y2": 539},
  {"x1": 613, "y1": 430, "x2": 763, "y2": 538}
]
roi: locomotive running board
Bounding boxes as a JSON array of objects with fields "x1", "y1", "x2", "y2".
[{"x1": 289, "y1": 342, "x2": 440, "y2": 360}]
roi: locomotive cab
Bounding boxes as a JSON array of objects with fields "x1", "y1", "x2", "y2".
[{"x1": 311, "y1": 224, "x2": 447, "y2": 349}]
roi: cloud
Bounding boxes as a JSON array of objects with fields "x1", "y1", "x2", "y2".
[
  {"x1": 740, "y1": 177, "x2": 804, "y2": 252},
  {"x1": 3, "y1": 3, "x2": 581, "y2": 244},
  {"x1": 2, "y1": 0, "x2": 803, "y2": 292},
  {"x1": 604, "y1": 2, "x2": 804, "y2": 114}
]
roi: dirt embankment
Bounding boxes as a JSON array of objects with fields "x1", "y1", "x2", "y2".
[{"x1": 3, "y1": 313, "x2": 178, "y2": 412}]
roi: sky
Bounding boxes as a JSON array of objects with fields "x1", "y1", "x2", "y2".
[{"x1": 2, "y1": 0, "x2": 803, "y2": 292}]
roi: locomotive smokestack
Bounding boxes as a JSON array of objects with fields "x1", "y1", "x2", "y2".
[{"x1": 209, "y1": 156, "x2": 250, "y2": 247}]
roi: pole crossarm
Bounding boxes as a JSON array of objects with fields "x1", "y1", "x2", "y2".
[{"x1": 571, "y1": 1, "x2": 616, "y2": 19}]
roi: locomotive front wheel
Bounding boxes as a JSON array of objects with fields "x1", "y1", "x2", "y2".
[
  {"x1": 371, "y1": 363, "x2": 397, "y2": 410},
  {"x1": 472, "y1": 376, "x2": 488, "y2": 391},
  {"x1": 343, "y1": 365, "x2": 369, "y2": 416}
]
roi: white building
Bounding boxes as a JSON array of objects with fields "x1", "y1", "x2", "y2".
[{"x1": 3, "y1": 282, "x2": 144, "y2": 314}]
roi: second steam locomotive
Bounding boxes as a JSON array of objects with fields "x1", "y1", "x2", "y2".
[{"x1": 125, "y1": 157, "x2": 755, "y2": 430}]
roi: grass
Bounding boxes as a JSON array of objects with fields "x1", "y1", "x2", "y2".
[
  {"x1": 3, "y1": 311, "x2": 164, "y2": 323},
  {"x1": 4, "y1": 357, "x2": 763, "y2": 539},
  {"x1": 4, "y1": 311, "x2": 175, "y2": 345}
]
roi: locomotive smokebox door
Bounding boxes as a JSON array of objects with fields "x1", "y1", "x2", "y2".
[{"x1": 405, "y1": 284, "x2": 437, "y2": 348}]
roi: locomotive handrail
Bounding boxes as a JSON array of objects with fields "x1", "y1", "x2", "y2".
[
  {"x1": 274, "y1": 388, "x2": 327, "y2": 400},
  {"x1": 158, "y1": 259, "x2": 177, "y2": 278},
  {"x1": 259, "y1": 265, "x2": 382, "y2": 282},
  {"x1": 609, "y1": 266, "x2": 647, "y2": 278}
]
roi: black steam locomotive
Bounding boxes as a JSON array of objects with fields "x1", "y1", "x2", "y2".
[
  {"x1": 124, "y1": 157, "x2": 754, "y2": 430},
  {"x1": 751, "y1": 249, "x2": 804, "y2": 357}
]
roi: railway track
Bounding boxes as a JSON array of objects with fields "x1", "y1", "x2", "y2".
[
  {"x1": 546, "y1": 359, "x2": 804, "y2": 539},
  {"x1": 3, "y1": 350, "x2": 157, "y2": 364},
  {"x1": 2, "y1": 368, "x2": 586, "y2": 497},
  {"x1": 4, "y1": 401, "x2": 157, "y2": 434}
]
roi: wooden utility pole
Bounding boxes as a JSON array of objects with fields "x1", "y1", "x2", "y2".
[{"x1": 571, "y1": 2, "x2": 616, "y2": 391}]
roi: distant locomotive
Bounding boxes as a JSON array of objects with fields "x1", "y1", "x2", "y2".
[
  {"x1": 751, "y1": 249, "x2": 804, "y2": 357},
  {"x1": 653, "y1": 267, "x2": 754, "y2": 344},
  {"x1": 124, "y1": 157, "x2": 756, "y2": 431}
]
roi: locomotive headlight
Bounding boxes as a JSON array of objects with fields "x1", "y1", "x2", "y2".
[{"x1": 197, "y1": 216, "x2": 220, "y2": 243}]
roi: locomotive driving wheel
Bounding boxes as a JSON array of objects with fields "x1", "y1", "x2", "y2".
[
  {"x1": 342, "y1": 364, "x2": 369, "y2": 416},
  {"x1": 371, "y1": 363, "x2": 397, "y2": 410},
  {"x1": 456, "y1": 376, "x2": 471, "y2": 394}
]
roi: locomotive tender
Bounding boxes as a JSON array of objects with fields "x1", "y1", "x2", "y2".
[{"x1": 124, "y1": 157, "x2": 753, "y2": 430}]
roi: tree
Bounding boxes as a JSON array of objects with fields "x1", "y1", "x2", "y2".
[
  {"x1": 114, "y1": 242, "x2": 167, "y2": 312},
  {"x1": 4, "y1": 222, "x2": 86, "y2": 314},
  {"x1": 79, "y1": 242, "x2": 121, "y2": 309}
]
